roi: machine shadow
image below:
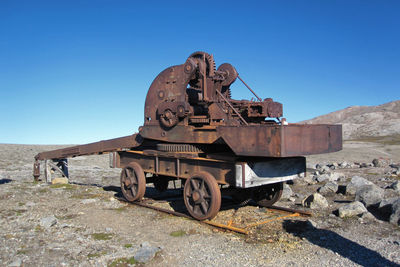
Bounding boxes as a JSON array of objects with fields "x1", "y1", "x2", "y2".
[
  {"x1": 282, "y1": 220, "x2": 399, "y2": 267},
  {"x1": 0, "y1": 178, "x2": 12, "y2": 185}
]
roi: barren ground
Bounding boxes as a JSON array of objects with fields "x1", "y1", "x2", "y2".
[{"x1": 0, "y1": 141, "x2": 399, "y2": 267}]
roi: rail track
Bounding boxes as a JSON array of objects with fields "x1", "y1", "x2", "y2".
[{"x1": 118, "y1": 195, "x2": 311, "y2": 235}]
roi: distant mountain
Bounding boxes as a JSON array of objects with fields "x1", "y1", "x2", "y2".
[{"x1": 300, "y1": 100, "x2": 400, "y2": 140}]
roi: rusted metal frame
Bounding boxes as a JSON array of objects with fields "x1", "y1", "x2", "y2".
[
  {"x1": 35, "y1": 134, "x2": 139, "y2": 161},
  {"x1": 119, "y1": 150, "x2": 233, "y2": 184},
  {"x1": 237, "y1": 75, "x2": 262, "y2": 102},
  {"x1": 215, "y1": 89, "x2": 248, "y2": 126}
]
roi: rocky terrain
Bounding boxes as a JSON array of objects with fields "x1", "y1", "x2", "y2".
[
  {"x1": 301, "y1": 100, "x2": 400, "y2": 140},
  {"x1": 1, "y1": 141, "x2": 400, "y2": 267}
]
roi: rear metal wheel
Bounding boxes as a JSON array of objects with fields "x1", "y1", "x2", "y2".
[
  {"x1": 183, "y1": 172, "x2": 221, "y2": 220},
  {"x1": 120, "y1": 162, "x2": 146, "y2": 202},
  {"x1": 253, "y1": 182, "x2": 283, "y2": 207}
]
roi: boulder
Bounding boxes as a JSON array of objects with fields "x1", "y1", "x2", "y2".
[
  {"x1": 355, "y1": 185, "x2": 384, "y2": 207},
  {"x1": 378, "y1": 197, "x2": 398, "y2": 217},
  {"x1": 302, "y1": 193, "x2": 329, "y2": 209},
  {"x1": 339, "y1": 161, "x2": 349, "y2": 168},
  {"x1": 346, "y1": 176, "x2": 373, "y2": 195},
  {"x1": 51, "y1": 177, "x2": 69, "y2": 185},
  {"x1": 315, "y1": 174, "x2": 330, "y2": 183},
  {"x1": 328, "y1": 172, "x2": 345, "y2": 182},
  {"x1": 318, "y1": 182, "x2": 339, "y2": 195},
  {"x1": 134, "y1": 242, "x2": 162, "y2": 263},
  {"x1": 390, "y1": 181, "x2": 400, "y2": 194},
  {"x1": 40, "y1": 215, "x2": 57, "y2": 228},
  {"x1": 389, "y1": 198, "x2": 400, "y2": 226},
  {"x1": 338, "y1": 201, "x2": 367, "y2": 218},
  {"x1": 281, "y1": 184, "x2": 293, "y2": 200},
  {"x1": 372, "y1": 158, "x2": 384, "y2": 167}
]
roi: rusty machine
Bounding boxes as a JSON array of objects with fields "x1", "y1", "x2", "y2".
[{"x1": 33, "y1": 52, "x2": 342, "y2": 220}]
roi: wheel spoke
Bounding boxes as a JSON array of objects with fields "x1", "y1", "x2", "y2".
[
  {"x1": 125, "y1": 168, "x2": 130, "y2": 178},
  {"x1": 200, "y1": 201, "x2": 208, "y2": 215},
  {"x1": 190, "y1": 178, "x2": 199, "y2": 190}
]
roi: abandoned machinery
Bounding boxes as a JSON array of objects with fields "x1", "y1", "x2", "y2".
[{"x1": 33, "y1": 51, "x2": 342, "y2": 220}]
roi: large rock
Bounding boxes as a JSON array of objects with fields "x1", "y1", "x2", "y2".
[
  {"x1": 338, "y1": 201, "x2": 368, "y2": 218},
  {"x1": 314, "y1": 174, "x2": 330, "y2": 183},
  {"x1": 40, "y1": 215, "x2": 57, "y2": 228},
  {"x1": 318, "y1": 182, "x2": 339, "y2": 195},
  {"x1": 328, "y1": 172, "x2": 345, "y2": 182},
  {"x1": 355, "y1": 184, "x2": 384, "y2": 207},
  {"x1": 378, "y1": 197, "x2": 399, "y2": 217},
  {"x1": 51, "y1": 177, "x2": 69, "y2": 185},
  {"x1": 302, "y1": 193, "x2": 329, "y2": 209},
  {"x1": 390, "y1": 181, "x2": 400, "y2": 194},
  {"x1": 389, "y1": 198, "x2": 400, "y2": 226},
  {"x1": 346, "y1": 176, "x2": 373, "y2": 195},
  {"x1": 134, "y1": 242, "x2": 162, "y2": 263},
  {"x1": 281, "y1": 184, "x2": 293, "y2": 200}
]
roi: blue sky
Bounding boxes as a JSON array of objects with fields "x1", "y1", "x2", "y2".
[{"x1": 1, "y1": 0, "x2": 399, "y2": 144}]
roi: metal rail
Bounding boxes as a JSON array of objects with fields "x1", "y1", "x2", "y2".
[{"x1": 119, "y1": 197, "x2": 311, "y2": 235}]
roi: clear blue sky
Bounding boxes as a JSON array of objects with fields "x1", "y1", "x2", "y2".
[{"x1": 1, "y1": 0, "x2": 399, "y2": 144}]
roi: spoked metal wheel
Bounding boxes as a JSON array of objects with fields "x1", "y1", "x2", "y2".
[
  {"x1": 253, "y1": 182, "x2": 283, "y2": 207},
  {"x1": 120, "y1": 162, "x2": 146, "y2": 202},
  {"x1": 183, "y1": 172, "x2": 221, "y2": 220}
]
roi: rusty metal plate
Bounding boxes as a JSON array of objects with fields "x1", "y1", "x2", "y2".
[{"x1": 217, "y1": 124, "x2": 342, "y2": 157}]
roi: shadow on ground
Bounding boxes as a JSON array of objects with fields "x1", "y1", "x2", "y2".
[
  {"x1": 0, "y1": 178, "x2": 12, "y2": 185},
  {"x1": 283, "y1": 220, "x2": 399, "y2": 267}
]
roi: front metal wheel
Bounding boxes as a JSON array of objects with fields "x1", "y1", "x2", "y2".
[
  {"x1": 183, "y1": 172, "x2": 221, "y2": 220},
  {"x1": 120, "y1": 162, "x2": 146, "y2": 202}
]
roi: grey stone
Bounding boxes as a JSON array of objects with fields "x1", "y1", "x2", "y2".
[
  {"x1": 134, "y1": 242, "x2": 162, "y2": 263},
  {"x1": 281, "y1": 184, "x2": 293, "y2": 200},
  {"x1": 339, "y1": 161, "x2": 349, "y2": 168},
  {"x1": 320, "y1": 165, "x2": 331, "y2": 173},
  {"x1": 40, "y1": 215, "x2": 57, "y2": 228},
  {"x1": 8, "y1": 258, "x2": 22, "y2": 267},
  {"x1": 304, "y1": 175, "x2": 316, "y2": 185},
  {"x1": 390, "y1": 181, "x2": 400, "y2": 194},
  {"x1": 389, "y1": 198, "x2": 400, "y2": 226},
  {"x1": 315, "y1": 174, "x2": 330, "y2": 183},
  {"x1": 378, "y1": 198, "x2": 398, "y2": 217},
  {"x1": 355, "y1": 184, "x2": 384, "y2": 207},
  {"x1": 302, "y1": 193, "x2": 329, "y2": 209},
  {"x1": 372, "y1": 158, "x2": 383, "y2": 167},
  {"x1": 361, "y1": 212, "x2": 376, "y2": 221},
  {"x1": 318, "y1": 182, "x2": 339, "y2": 195},
  {"x1": 81, "y1": 199, "x2": 97, "y2": 204},
  {"x1": 328, "y1": 172, "x2": 345, "y2": 182},
  {"x1": 346, "y1": 176, "x2": 373, "y2": 195},
  {"x1": 338, "y1": 201, "x2": 367, "y2": 218},
  {"x1": 306, "y1": 219, "x2": 318, "y2": 228}
]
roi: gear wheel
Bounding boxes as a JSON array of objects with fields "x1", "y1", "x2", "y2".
[
  {"x1": 189, "y1": 51, "x2": 216, "y2": 77},
  {"x1": 157, "y1": 143, "x2": 204, "y2": 153}
]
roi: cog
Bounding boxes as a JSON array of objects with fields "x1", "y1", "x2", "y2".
[{"x1": 189, "y1": 51, "x2": 216, "y2": 77}]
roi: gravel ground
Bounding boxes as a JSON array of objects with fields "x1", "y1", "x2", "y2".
[{"x1": 0, "y1": 142, "x2": 399, "y2": 266}]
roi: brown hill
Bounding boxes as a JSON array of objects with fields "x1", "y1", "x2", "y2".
[{"x1": 301, "y1": 100, "x2": 400, "y2": 140}]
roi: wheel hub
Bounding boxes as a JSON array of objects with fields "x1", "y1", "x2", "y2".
[{"x1": 192, "y1": 190, "x2": 202, "y2": 203}]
